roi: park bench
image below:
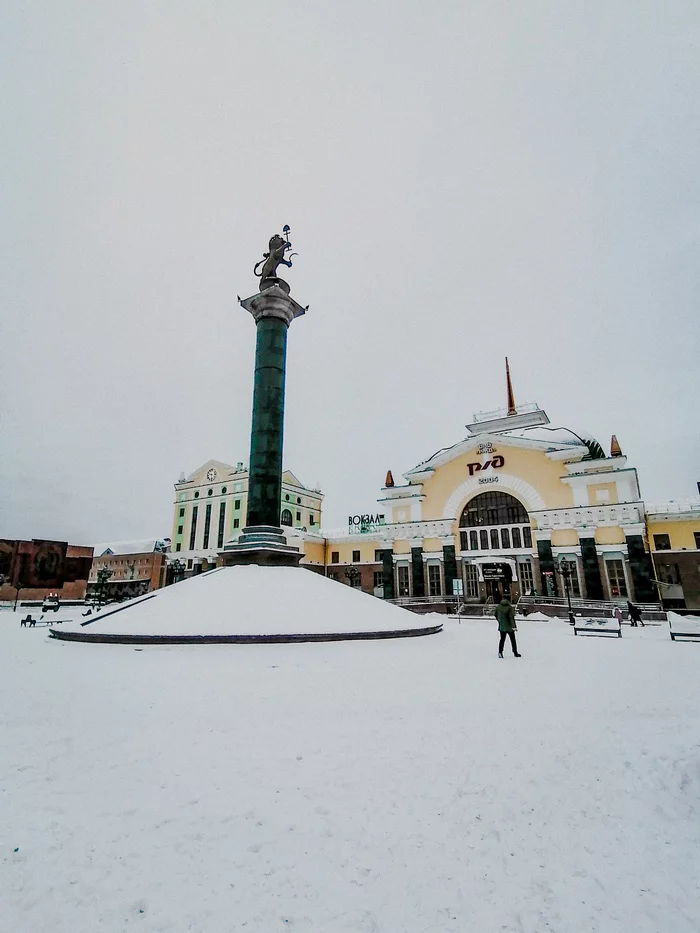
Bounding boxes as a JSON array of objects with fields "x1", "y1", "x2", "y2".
[
  {"x1": 573, "y1": 616, "x2": 622, "y2": 638},
  {"x1": 668, "y1": 611, "x2": 700, "y2": 642}
]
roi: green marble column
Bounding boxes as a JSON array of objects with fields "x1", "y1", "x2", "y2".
[
  {"x1": 246, "y1": 316, "x2": 288, "y2": 529},
  {"x1": 222, "y1": 283, "x2": 306, "y2": 566}
]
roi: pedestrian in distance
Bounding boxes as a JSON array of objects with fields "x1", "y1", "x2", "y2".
[
  {"x1": 627, "y1": 600, "x2": 645, "y2": 627},
  {"x1": 613, "y1": 605, "x2": 623, "y2": 627},
  {"x1": 495, "y1": 596, "x2": 521, "y2": 658}
]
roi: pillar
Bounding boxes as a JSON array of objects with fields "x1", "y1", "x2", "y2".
[
  {"x1": 626, "y1": 534, "x2": 658, "y2": 603},
  {"x1": 222, "y1": 284, "x2": 306, "y2": 566},
  {"x1": 580, "y1": 537, "x2": 604, "y2": 600},
  {"x1": 411, "y1": 547, "x2": 425, "y2": 598}
]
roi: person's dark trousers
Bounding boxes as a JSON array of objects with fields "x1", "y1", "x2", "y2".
[{"x1": 499, "y1": 632, "x2": 518, "y2": 655}]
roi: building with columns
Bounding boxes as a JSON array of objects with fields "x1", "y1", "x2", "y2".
[
  {"x1": 324, "y1": 398, "x2": 656, "y2": 606},
  {"x1": 165, "y1": 367, "x2": 699, "y2": 610},
  {"x1": 170, "y1": 460, "x2": 324, "y2": 573}
]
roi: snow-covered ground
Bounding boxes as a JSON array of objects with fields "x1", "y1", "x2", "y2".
[{"x1": 2, "y1": 613, "x2": 699, "y2": 932}]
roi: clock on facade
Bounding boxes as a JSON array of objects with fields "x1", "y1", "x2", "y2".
[{"x1": 206, "y1": 468, "x2": 217, "y2": 481}]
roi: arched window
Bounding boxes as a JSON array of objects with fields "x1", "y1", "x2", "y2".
[
  {"x1": 280, "y1": 509, "x2": 293, "y2": 526},
  {"x1": 459, "y1": 492, "x2": 529, "y2": 527}
]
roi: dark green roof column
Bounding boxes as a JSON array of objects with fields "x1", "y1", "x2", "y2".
[
  {"x1": 247, "y1": 315, "x2": 288, "y2": 528},
  {"x1": 626, "y1": 534, "x2": 658, "y2": 603}
]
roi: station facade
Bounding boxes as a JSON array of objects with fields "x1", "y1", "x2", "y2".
[
  {"x1": 320, "y1": 400, "x2": 659, "y2": 606},
  {"x1": 166, "y1": 376, "x2": 700, "y2": 610}
]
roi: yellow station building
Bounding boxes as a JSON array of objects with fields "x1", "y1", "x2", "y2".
[{"x1": 169, "y1": 366, "x2": 700, "y2": 611}]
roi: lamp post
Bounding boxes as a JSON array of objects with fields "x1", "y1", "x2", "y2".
[
  {"x1": 556, "y1": 561, "x2": 576, "y2": 625},
  {"x1": 12, "y1": 581, "x2": 24, "y2": 612}
]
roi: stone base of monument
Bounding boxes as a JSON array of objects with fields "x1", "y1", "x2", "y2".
[
  {"x1": 48, "y1": 565, "x2": 443, "y2": 645},
  {"x1": 220, "y1": 525, "x2": 303, "y2": 567}
]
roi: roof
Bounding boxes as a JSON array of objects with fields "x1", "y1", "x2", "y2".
[{"x1": 93, "y1": 539, "x2": 170, "y2": 557}]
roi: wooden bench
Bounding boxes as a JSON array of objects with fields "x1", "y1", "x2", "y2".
[{"x1": 574, "y1": 617, "x2": 622, "y2": 638}]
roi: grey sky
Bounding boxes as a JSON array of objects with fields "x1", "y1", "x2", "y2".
[{"x1": 2, "y1": 1, "x2": 699, "y2": 544}]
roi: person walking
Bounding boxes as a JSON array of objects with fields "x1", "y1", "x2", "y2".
[
  {"x1": 627, "y1": 601, "x2": 645, "y2": 627},
  {"x1": 495, "y1": 596, "x2": 521, "y2": 658}
]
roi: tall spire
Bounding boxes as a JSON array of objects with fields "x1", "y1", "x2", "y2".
[{"x1": 505, "y1": 357, "x2": 517, "y2": 416}]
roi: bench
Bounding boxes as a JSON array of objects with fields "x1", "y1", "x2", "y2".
[
  {"x1": 668, "y1": 611, "x2": 700, "y2": 642},
  {"x1": 574, "y1": 617, "x2": 622, "y2": 638}
]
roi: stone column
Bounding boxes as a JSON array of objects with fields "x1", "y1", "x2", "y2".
[{"x1": 222, "y1": 283, "x2": 306, "y2": 566}]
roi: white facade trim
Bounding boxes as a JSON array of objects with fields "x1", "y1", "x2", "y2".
[
  {"x1": 443, "y1": 473, "x2": 547, "y2": 519},
  {"x1": 533, "y1": 501, "x2": 645, "y2": 531}
]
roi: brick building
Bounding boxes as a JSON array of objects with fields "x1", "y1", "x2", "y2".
[
  {"x1": 0, "y1": 539, "x2": 93, "y2": 602},
  {"x1": 87, "y1": 539, "x2": 169, "y2": 602}
]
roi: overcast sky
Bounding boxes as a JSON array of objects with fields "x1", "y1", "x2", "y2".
[{"x1": 1, "y1": 1, "x2": 699, "y2": 545}]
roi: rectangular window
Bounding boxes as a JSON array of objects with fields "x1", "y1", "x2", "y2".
[
  {"x1": 490, "y1": 529, "x2": 500, "y2": 549},
  {"x1": 202, "y1": 503, "x2": 212, "y2": 549},
  {"x1": 428, "y1": 564, "x2": 442, "y2": 597},
  {"x1": 296, "y1": 511, "x2": 301, "y2": 522},
  {"x1": 234, "y1": 499, "x2": 241, "y2": 510},
  {"x1": 522, "y1": 526, "x2": 532, "y2": 548},
  {"x1": 187, "y1": 559, "x2": 193, "y2": 569},
  {"x1": 659, "y1": 563, "x2": 681, "y2": 585},
  {"x1": 177, "y1": 525, "x2": 183, "y2": 535},
  {"x1": 375, "y1": 549, "x2": 383, "y2": 562},
  {"x1": 331, "y1": 551, "x2": 339, "y2": 564},
  {"x1": 352, "y1": 550, "x2": 360, "y2": 563},
  {"x1": 480, "y1": 530, "x2": 489, "y2": 550},
  {"x1": 397, "y1": 564, "x2": 410, "y2": 596},
  {"x1": 511, "y1": 527, "x2": 522, "y2": 548},
  {"x1": 606, "y1": 559, "x2": 628, "y2": 598},
  {"x1": 695, "y1": 532, "x2": 700, "y2": 549},
  {"x1": 470, "y1": 530, "x2": 478, "y2": 550},
  {"x1": 460, "y1": 531, "x2": 468, "y2": 551},
  {"x1": 179, "y1": 508, "x2": 185, "y2": 518},
  {"x1": 175, "y1": 543, "x2": 182, "y2": 552},
  {"x1": 373, "y1": 571, "x2": 384, "y2": 589},
  {"x1": 310, "y1": 515, "x2": 315, "y2": 526},
  {"x1": 217, "y1": 502, "x2": 226, "y2": 549},
  {"x1": 233, "y1": 518, "x2": 240, "y2": 529},
  {"x1": 518, "y1": 560, "x2": 534, "y2": 594},
  {"x1": 189, "y1": 506, "x2": 198, "y2": 550},
  {"x1": 465, "y1": 563, "x2": 479, "y2": 598},
  {"x1": 500, "y1": 528, "x2": 511, "y2": 549},
  {"x1": 653, "y1": 534, "x2": 671, "y2": 551}
]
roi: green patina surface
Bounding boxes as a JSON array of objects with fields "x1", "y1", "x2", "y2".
[{"x1": 246, "y1": 316, "x2": 288, "y2": 528}]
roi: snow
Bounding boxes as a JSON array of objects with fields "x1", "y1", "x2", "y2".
[
  {"x1": 58, "y1": 566, "x2": 440, "y2": 638},
  {"x1": 2, "y1": 615, "x2": 699, "y2": 932},
  {"x1": 516, "y1": 610, "x2": 551, "y2": 622}
]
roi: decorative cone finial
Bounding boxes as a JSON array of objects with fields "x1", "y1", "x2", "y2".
[
  {"x1": 505, "y1": 357, "x2": 517, "y2": 416},
  {"x1": 610, "y1": 435, "x2": 623, "y2": 457},
  {"x1": 385, "y1": 470, "x2": 395, "y2": 488}
]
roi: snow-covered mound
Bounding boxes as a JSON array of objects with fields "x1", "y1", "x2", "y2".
[
  {"x1": 516, "y1": 611, "x2": 551, "y2": 623},
  {"x1": 53, "y1": 566, "x2": 442, "y2": 642}
]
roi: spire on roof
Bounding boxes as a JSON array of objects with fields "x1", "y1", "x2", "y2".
[
  {"x1": 505, "y1": 357, "x2": 516, "y2": 416},
  {"x1": 385, "y1": 470, "x2": 395, "y2": 488},
  {"x1": 610, "y1": 434, "x2": 623, "y2": 457}
]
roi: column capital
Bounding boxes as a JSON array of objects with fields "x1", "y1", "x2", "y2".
[{"x1": 239, "y1": 285, "x2": 307, "y2": 326}]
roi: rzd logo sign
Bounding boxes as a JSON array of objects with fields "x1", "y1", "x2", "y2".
[{"x1": 467, "y1": 455, "x2": 505, "y2": 476}]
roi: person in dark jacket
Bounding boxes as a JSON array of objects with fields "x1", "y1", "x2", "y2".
[
  {"x1": 627, "y1": 601, "x2": 645, "y2": 627},
  {"x1": 495, "y1": 596, "x2": 521, "y2": 658}
]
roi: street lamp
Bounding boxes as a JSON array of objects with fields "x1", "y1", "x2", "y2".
[
  {"x1": 12, "y1": 580, "x2": 25, "y2": 612},
  {"x1": 556, "y1": 561, "x2": 576, "y2": 625}
]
